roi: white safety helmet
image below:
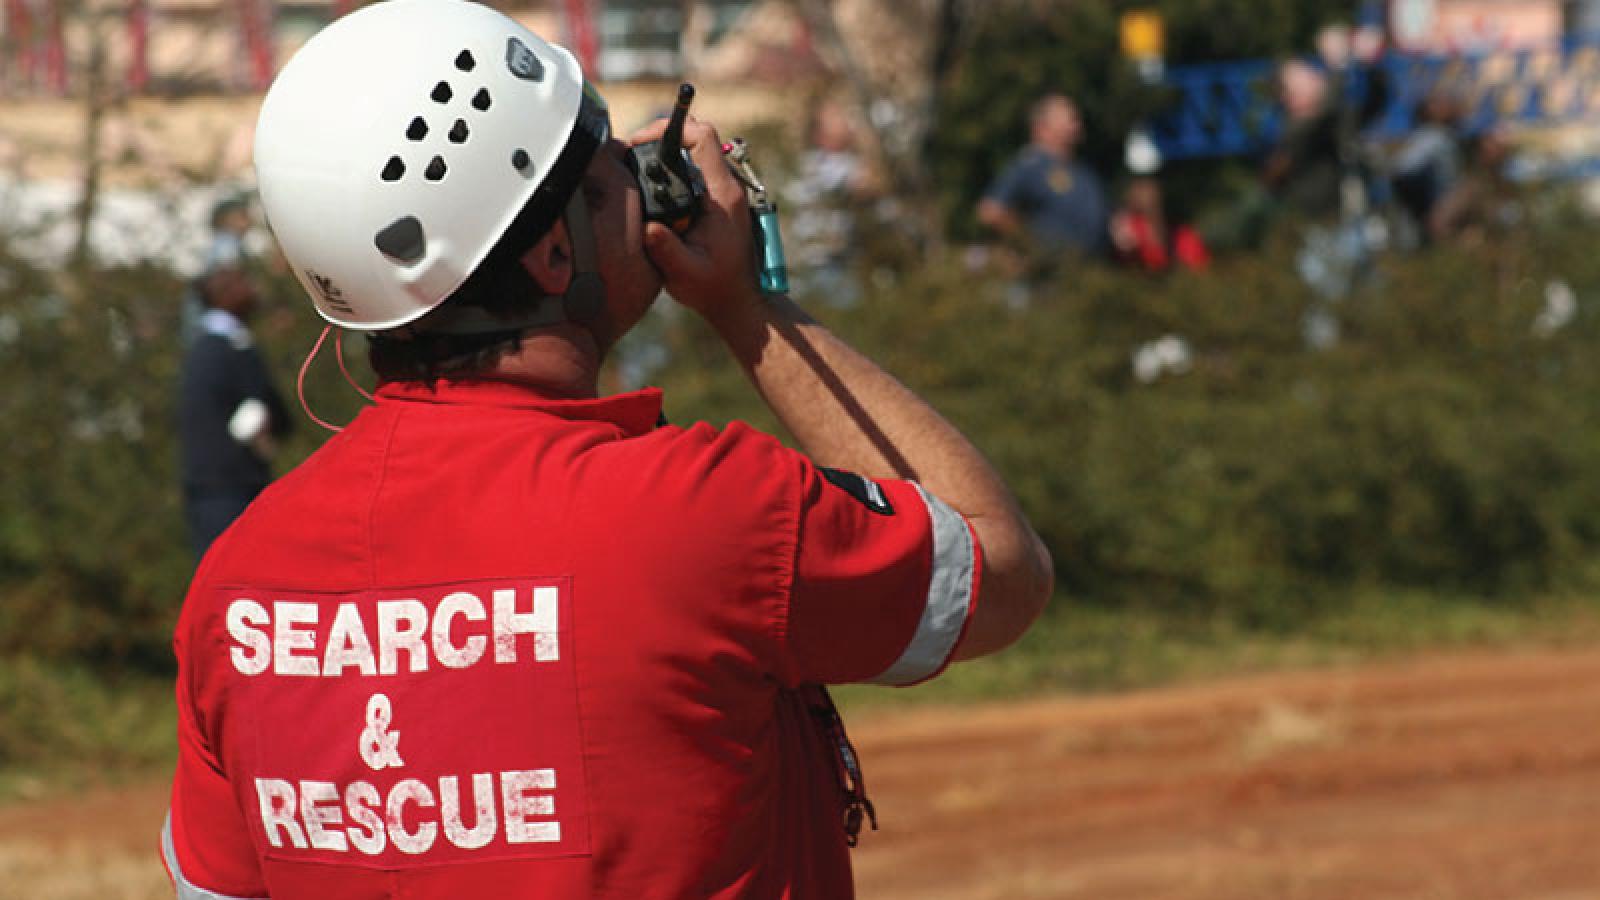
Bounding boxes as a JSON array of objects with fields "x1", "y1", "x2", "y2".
[{"x1": 255, "y1": 0, "x2": 610, "y2": 332}]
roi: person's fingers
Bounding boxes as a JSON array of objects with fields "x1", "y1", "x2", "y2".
[
  {"x1": 627, "y1": 117, "x2": 712, "y2": 151},
  {"x1": 679, "y1": 119, "x2": 714, "y2": 148},
  {"x1": 626, "y1": 119, "x2": 669, "y2": 147},
  {"x1": 668, "y1": 122, "x2": 743, "y2": 208},
  {"x1": 626, "y1": 118, "x2": 740, "y2": 205},
  {"x1": 643, "y1": 221, "x2": 706, "y2": 280}
]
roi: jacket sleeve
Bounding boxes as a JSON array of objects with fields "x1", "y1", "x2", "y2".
[
  {"x1": 776, "y1": 457, "x2": 982, "y2": 688},
  {"x1": 165, "y1": 600, "x2": 269, "y2": 900}
]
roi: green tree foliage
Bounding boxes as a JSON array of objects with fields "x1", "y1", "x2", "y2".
[{"x1": 930, "y1": 0, "x2": 1337, "y2": 238}]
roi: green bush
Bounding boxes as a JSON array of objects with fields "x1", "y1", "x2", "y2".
[
  {"x1": 648, "y1": 222, "x2": 1600, "y2": 619},
  {"x1": 0, "y1": 252, "x2": 188, "y2": 668},
  {"x1": 0, "y1": 244, "x2": 366, "y2": 672},
  {"x1": 4, "y1": 205, "x2": 1600, "y2": 672},
  {"x1": 0, "y1": 656, "x2": 173, "y2": 779}
]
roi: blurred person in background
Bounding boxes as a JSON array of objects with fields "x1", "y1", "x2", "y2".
[
  {"x1": 1263, "y1": 59, "x2": 1344, "y2": 222},
  {"x1": 1110, "y1": 175, "x2": 1211, "y2": 273},
  {"x1": 206, "y1": 194, "x2": 254, "y2": 270},
  {"x1": 177, "y1": 264, "x2": 292, "y2": 558},
  {"x1": 1390, "y1": 89, "x2": 1467, "y2": 243},
  {"x1": 978, "y1": 93, "x2": 1110, "y2": 262},
  {"x1": 1428, "y1": 126, "x2": 1522, "y2": 245},
  {"x1": 181, "y1": 194, "x2": 257, "y2": 346},
  {"x1": 785, "y1": 95, "x2": 877, "y2": 308}
]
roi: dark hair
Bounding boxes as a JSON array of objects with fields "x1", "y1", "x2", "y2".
[
  {"x1": 210, "y1": 195, "x2": 250, "y2": 229},
  {"x1": 366, "y1": 255, "x2": 539, "y2": 383},
  {"x1": 195, "y1": 265, "x2": 248, "y2": 310}
]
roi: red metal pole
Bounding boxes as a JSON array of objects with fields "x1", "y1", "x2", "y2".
[
  {"x1": 43, "y1": 0, "x2": 66, "y2": 95},
  {"x1": 260, "y1": 0, "x2": 278, "y2": 87},
  {"x1": 4, "y1": 0, "x2": 34, "y2": 91},
  {"x1": 563, "y1": 0, "x2": 599, "y2": 77},
  {"x1": 128, "y1": 0, "x2": 150, "y2": 92},
  {"x1": 239, "y1": 0, "x2": 276, "y2": 90}
]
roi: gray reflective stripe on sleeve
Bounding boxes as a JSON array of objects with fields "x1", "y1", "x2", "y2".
[
  {"x1": 868, "y1": 485, "x2": 976, "y2": 686},
  {"x1": 163, "y1": 812, "x2": 266, "y2": 900}
]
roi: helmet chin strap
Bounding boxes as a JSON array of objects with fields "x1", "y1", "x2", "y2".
[
  {"x1": 557, "y1": 186, "x2": 606, "y2": 324},
  {"x1": 388, "y1": 190, "x2": 605, "y2": 339}
]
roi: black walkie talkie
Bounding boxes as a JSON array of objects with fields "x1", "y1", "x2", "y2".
[{"x1": 628, "y1": 83, "x2": 706, "y2": 233}]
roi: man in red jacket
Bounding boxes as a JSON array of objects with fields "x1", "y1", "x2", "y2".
[{"x1": 163, "y1": 2, "x2": 1052, "y2": 897}]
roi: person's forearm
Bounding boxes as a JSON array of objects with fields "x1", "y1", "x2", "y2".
[
  {"x1": 705, "y1": 293, "x2": 1052, "y2": 658},
  {"x1": 635, "y1": 112, "x2": 1048, "y2": 656},
  {"x1": 977, "y1": 200, "x2": 1022, "y2": 238}
]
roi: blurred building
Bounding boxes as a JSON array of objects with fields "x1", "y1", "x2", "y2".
[
  {"x1": 1391, "y1": 0, "x2": 1566, "y2": 52},
  {"x1": 0, "y1": 0, "x2": 912, "y2": 267},
  {"x1": 0, "y1": 0, "x2": 815, "y2": 98},
  {"x1": 1569, "y1": 0, "x2": 1600, "y2": 36}
]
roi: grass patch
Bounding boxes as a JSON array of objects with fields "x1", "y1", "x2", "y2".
[
  {"x1": 2, "y1": 590, "x2": 1598, "y2": 802},
  {"x1": 835, "y1": 588, "x2": 1600, "y2": 712},
  {"x1": 0, "y1": 657, "x2": 175, "y2": 805}
]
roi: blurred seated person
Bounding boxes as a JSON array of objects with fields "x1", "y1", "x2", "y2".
[
  {"x1": 978, "y1": 93, "x2": 1110, "y2": 260},
  {"x1": 1390, "y1": 90, "x2": 1466, "y2": 239},
  {"x1": 786, "y1": 97, "x2": 878, "y2": 307},
  {"x1": 1428, "y1": 127, "x2": 1520, "y2": 246},
  {"x1": 1263, "y1": 60, "x2": 1344, "y2": 221},
  {"x1": 1111, "y1": 176, "x2": 1210, "y2": 273}
]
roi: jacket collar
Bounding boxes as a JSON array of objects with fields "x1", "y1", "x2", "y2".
[
  {"x1": 200, "y1": 308, "x2": 253, "y2": 349},
  {"x1": 374, "y1": 379, "x2": 664, "y2": 437}
]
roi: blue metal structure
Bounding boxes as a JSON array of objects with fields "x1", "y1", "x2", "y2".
[{"x1": 1149, "y1": 40, "x2": 1600, "y2": 162}]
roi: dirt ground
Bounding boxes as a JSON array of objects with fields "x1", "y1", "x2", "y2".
[{"x1": 2, "y1": 647, "x2": 1597, "y2": 900}]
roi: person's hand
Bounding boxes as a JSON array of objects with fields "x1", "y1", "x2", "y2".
[
  {"x1": 629, "y1": 118, "x2": 761, "y2": 322},
  {"x1": 250, "y1": 430, "x2": 279, "y2": 461},
  {"x1": 1109, "y1": 211, "x2": 1138, "y2": 253}
]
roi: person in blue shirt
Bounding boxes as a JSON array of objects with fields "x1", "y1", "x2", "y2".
[
  {"x1": 177, "y1": 265, "x2": 293, "y2": 558},
  {"x1": 978, "y1": 94, "x2": 1110, "y2": 259}
]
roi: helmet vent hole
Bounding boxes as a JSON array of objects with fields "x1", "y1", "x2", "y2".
[
  {"x1": 425, "y1": 156, "x2": 448, "y2": 181},
  {"x1": 431, "y1": 81, "x2": 453, "y2": 103},
  {"x1": 406, "y1": 117, "x2": 429, "y2": 141},
  {"x1": 381, "y1": 156, "x2": 406, "y2": 182},
  {"x1": 511, "y1": 148, "x2": 530, "y2": 171},
  {"x1": 472, "y1": 88, "x2": 492, "y2": 111},
  {"x1": 455, "y1": 49, "x2": 476, "y2": 72},
  {"x1": 375, "y1": 216, "x2": 426, "y2": 265},
  {"x1": 448, "y1": 119, "x2": 469, "y2": 144}
]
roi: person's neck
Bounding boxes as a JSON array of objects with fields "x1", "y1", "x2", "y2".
[
  {"x1": 484, "y1": 326, "x2": 604, "y2": 400},
  {"x1": 1035, "y1": 142, "x2": 1073, "y2": 162}
]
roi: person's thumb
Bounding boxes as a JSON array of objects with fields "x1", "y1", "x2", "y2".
[{"x1": 643, "y1": 222, "x2": 700, "y2": 279}]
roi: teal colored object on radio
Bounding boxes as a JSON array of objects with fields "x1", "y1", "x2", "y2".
[
  {"x1": 725, "y1": 137, "x2": 789, "y2": 296},
  {"x1": 754, "y1": 206, "x2": 789, "y2": 295}
]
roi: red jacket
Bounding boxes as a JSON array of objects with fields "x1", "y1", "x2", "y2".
[
  {"x1": 164, "y1": 379, "x2": 981, "y2": 899},
  {"x1": 1116, "y1": 213, "x2": 1211, "y2": 273}
]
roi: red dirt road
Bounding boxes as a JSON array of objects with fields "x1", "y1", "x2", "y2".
[{"x1": 2, "y1": 647, "x2": 1597, "y2": 899}]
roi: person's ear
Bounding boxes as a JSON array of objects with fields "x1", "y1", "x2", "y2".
[{"x1": 520, "y1": 219, "x2": 575, "y2": 297}]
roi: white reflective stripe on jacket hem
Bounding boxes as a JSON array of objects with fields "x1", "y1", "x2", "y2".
[
  {"x1": 162, "y1": 812, "x2": 267, "y2": 900},
  {"x1": 868, "y1": 485, "x2": 976, "y2": 686}
]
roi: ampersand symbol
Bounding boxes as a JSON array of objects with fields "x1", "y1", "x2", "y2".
[{"x1": 359, "y1": 693, "x2": 405, "y2": 772}]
